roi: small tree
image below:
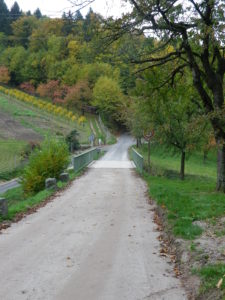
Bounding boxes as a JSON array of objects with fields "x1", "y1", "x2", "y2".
[
  {"x1": 66, "y1": 129, "x2": 80, "y2": 152},
  {"x1": 22, "y1": 138, "x2": 69, "y2": 195},
  {"x1": 65, "y1": 80, "x2": 92, "y2": 113}
]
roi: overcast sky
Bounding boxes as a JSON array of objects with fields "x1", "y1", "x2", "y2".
[{"x1": 5, "y1": 0, "x2": 129, "y2": 18}]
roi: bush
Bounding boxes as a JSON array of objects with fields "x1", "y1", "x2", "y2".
[
  {"x1": 22, "y1": 138, "x2": 70, "y2": 195},
  {"x1": 20, "y1": 141, "x2": 40, "y2": 160},
  {"x1": 20, "y1": 82, "x2": 35, "y2": 94},
  {"x1": 66, "y1": 129, "x2": 80, "y2": 152},
  {"x1": 0, "y1": 66, "x2": 10, "y2": 83}
]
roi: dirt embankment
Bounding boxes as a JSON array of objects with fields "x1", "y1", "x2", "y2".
[
  {"x1": 0, "y1": 111, "x2": 41, "y2": 141},
  {"x1": 154, "y1": 205, "x2": 225, "y2": 300}
]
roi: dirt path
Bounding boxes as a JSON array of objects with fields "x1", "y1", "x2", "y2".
[{"x1": 0, "y1": 135, "x2": 187, "y2": 300}]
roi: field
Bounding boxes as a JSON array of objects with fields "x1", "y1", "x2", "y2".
[
  {"x1": 0, "y1": 139, "x2": 27, "y2": 179},
  {"x1": 0, "y1": 92, "x2": 104, "y2": 179},
  {"x1": 136, "y1": 143, "x2": 225, "y2": 298},
  {"x1": 0, "y1": 94, "x2": 92, "y2": 142}
]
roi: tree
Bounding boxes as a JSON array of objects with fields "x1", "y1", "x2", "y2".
[
  {"x1": 70, "y1": 0, "x2": 225, "y2": 190},
  {"x1": 37, "y1": 80, "x2": 60, "y2": 99},
  {"x1": 10, "y1": 2, "x2": 21, "y2": 23},
  {"x1": 0, "y1": 0, "x2": 10, "y2": 34},
  {"x1": 92, "y1": 76, "x2": 123, "y2": 119},
  {"x1": 8, "y1": 46, "x2": 27, "y2": 83},
  {"x1": 11, "y1": 16, "x2": 39, "y2": 48},
  {"x1": 105, "y1": 0, "x2": 225, "y2": 191},
  {"x1": 66, "y1": 129, "x2": 80, "y2": 152},
  {"x1": 65, "y1": 80, "x2": 92, "y2": 112},
  {"x1": 74, "y1": 10, "x2": 83, "y2": 21},
  {"x1": 130, "y1": 69, "x2": 207, "y2": 180},
  {"x1": 34, "y1": 8, "x2": 42, "y2": 19}
]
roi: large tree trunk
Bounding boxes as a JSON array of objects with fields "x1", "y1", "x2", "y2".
[
  {"x1": 180, "y1": 150, "x2": 185, "y2": 180},
  {"x1": 216, "y1": 141, "x2": 225, "y2": 192},
  {"x1": 213, "y1": 87, "x2": 225, "y2": 193}
]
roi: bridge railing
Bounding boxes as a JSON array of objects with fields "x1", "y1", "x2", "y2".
[
  {"x1": 131, "y1": 148, "x2": 143, "y2": 174},
  {"x1": 72, "y1": 148, "x2": 100, "y2": 172}
]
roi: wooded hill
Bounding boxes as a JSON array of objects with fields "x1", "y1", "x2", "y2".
[{"x1": 0, "y1": 0, "x2": 224, "y2": 192}]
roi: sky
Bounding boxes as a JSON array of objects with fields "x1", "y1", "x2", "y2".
[{"x1": 5, "y1": 0, "x2": 130, "y2": 18}]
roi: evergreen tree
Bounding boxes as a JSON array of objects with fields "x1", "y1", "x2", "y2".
[
  {"x1": 74, "y1": 10, "x2": 83, "y2": 21},
  {"x1": 34, "y1": 8, "x2": 42, "y2": 19},
  {"x1": 0, "y1": 0, "x2": 10, "y2": 34},
  {"x1": 10, "y1": 1, "x2": 21, "y2": 23}
]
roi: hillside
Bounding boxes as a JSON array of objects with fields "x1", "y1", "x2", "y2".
[{"x1": 0, "y1": 89, "x2": 107, "y2": 178}]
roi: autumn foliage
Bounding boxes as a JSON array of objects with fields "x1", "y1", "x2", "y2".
[{"x1": 0, "y1": 66, "x2": 10, "y2": 83}]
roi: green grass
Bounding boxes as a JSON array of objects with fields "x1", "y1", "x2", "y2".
[
  {"x1": 0, "y1": 169, "x2": 81, "y2": 222},
  {"x1": 0, "y1": 148, "x2": 103, "y2": 222},
  {"x1": 138, "y1": 143, "x2": 217, "y2": 179},
  {"x1": 0, "y1": 186, "x2": 54, "y2": 221},
  {"x1": 0, "y1": 139, "x2": 27, "y2": 179},
  {"x1": 135, "y1": 143, "x2": 225, "y2": 297},
  {"x1": 136, "y1": 144, "x2": 224, "y2": 240},
  {"x1": 193, "y1": 264, "x2": 225, "y2": 293},
  {"x1": 0, "y1": 94, "x2": 92, "y2": 144}
]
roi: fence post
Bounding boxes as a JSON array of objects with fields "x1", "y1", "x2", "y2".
[{"x1": 0, "y1": 198, "x2": 8, "y2": 217}]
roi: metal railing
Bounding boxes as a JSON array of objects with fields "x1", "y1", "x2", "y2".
[
  {"x1": 131, "y1": 148, "x2": 144, "y2": 174},
  {"x1": 72, "y1": 148, "x2": 100, "y2": 172}
]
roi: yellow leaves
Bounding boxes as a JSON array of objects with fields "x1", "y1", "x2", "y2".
[
  {"x1": 78, "y1": 116, "x2": 86, "y2": 125},
  {"x1": 68, "y1": 40, "x2": 80, "y2": 58},
  {"x1": 0, "y1": 86, "x2": 79, "y2": 123},
  {"x1": 71, "y1": 115, "x2": 76, "y2": 122},
  {"x1": 166, "y1": 45, "x2": 174, "y2": 53}
]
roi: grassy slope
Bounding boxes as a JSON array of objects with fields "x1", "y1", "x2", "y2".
[
  {"x1": 0, "y1": 140, "x2": 27, "y2": 179},
  {"x1": 0, "y1": 93, "x2": 93, "y2": 178},
  {"x1": 137, "y1": 143, "x2": 222, "y2": 239},
  {"x1": 0, "y1": 94, "x2": 91, "y2": 142},
  {"x1": 135, "y1": 143, "x2": 225, "y2": 296}
]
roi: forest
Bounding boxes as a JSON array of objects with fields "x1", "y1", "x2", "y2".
[{"x1": 0, "y1": 0, "x2": 224, "y2": 193}]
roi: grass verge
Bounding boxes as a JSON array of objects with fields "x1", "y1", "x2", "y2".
[
  {"x1": 133, "y1": 143, "x2": 225, "y2": 298},
  {"x1": 135, "y1": 143, "x2": 223, "y2": 240},
  {"x1": 0, "y1": 170, "x2": 81, "y2": 223},
  {"x1": 193, "y1": 264, "x2": 225, "y2": 294}
]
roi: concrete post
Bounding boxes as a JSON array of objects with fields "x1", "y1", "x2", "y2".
[{"x1": 0, "y1": 198, "x2": 8, "y2": 217}]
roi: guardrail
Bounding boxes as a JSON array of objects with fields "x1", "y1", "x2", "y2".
[
  {"x1": 73, "y1": 148, "x2": 100, "y2": 172},
  {"x1": 131, "y1": 148, "x2": 144, "y2": 174}
]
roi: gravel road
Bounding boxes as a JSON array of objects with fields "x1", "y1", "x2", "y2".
[{"x1": 0, "y1": 135, "x2": 187, "y2": 300}]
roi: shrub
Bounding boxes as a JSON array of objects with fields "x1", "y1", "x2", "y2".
[
  {"x1": 66, "y1": 129, "x2": 80, "y2": 152},
  {"x1": 0, "y1": 66, "x2": 10, "y2": 83},
  {"x1": 20, "y1": 82, "x2": 35, "y2": 94},
  {"x1": 20, "y1": 141, "x2": 40, "y2": 160},
  {"x1": 36, "y1": 80, "x2": 60, "y2": 99},
  {"x1": 22, "y1": 138, "x2": 70, "y2": 195}
]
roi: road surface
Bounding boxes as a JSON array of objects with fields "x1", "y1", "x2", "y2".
[
  {"x1": 0, "y1": 179, "x2": 20, "y2": 195},
  {"x1": 0, "y1": 135, "x2": 187, "y2": 300}
]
